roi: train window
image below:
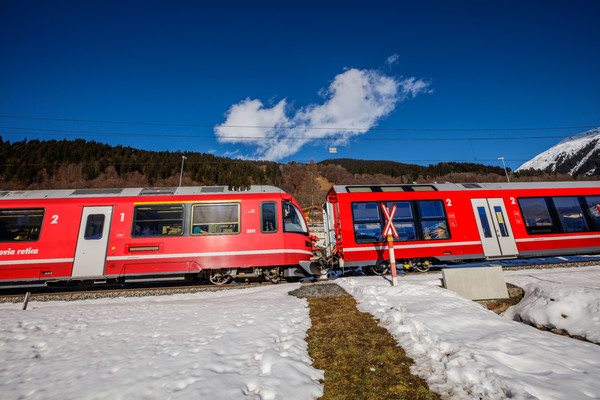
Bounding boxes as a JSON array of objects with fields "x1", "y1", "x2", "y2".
[
  {"x1": 551, "y1": 196, "x2": 589, "y2": 233},
  {"x1": 352, "y1": 202, "x2": 383, "y2": 243},
  {"x1": 380, "y1": 186, "x2": 406, "y2": 192},
  {"x1": 282, "y1": 202, "x2": 308, "y2": 234},
  {"x1": 419, "y1": 201, "x2": 446, "y2": 219},
  {"x1": 410, "y1": 185, "x2": 437, "y2": 192},
  {"x1": 191, "y1": 203, "x2": 240, "y2": 235},
  {"x1": 418, "y1": 200, "x2": 449, "y2": 240},
  {"x1": 0, "y1": 208, "x2": 44, "y2": 242},
  {"x1": 261, "y1": 202, "x2": 278, "y2": 233},
  {"x1": 584, "y1": 196, "x2": 600, "y2": 230},
  {"x1": 476, "y1": 207, "x2": 493, "y2": 238},
  {"x1": 347, "y1": 187, "x2": 373, "y2": 193},
  {"x1": 132, "y1": 205, "x2": 183, "y2": 237},
  {"x1": 493, "y1": 206, "x2": 510, "y2": 237},
  {"x1": 384, "y1": 201, "x2": 416, "y2": 241},
  {"x1": 84, "y1": 214, "x2": 105, "y2": 240},
  {"x1": 517, "y1": 197, "x2": 555, "y2": 234}
]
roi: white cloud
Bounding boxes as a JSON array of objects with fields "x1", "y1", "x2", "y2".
[
  {"x1": 215, "y1": 68, "x2": 431, "y2": 160},
  {"x1": 386, "y1": 54, "x2": 400, "y2": 67}
]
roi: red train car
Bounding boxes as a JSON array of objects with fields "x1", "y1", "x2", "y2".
[
  {"x1": 0, "y1": 186, "x2": 321, "y2": 285},
  {"x1": 323, "y1": 182, "x2": 600, "y2": 273}
]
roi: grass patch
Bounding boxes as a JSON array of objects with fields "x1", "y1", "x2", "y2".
[{"x1": 306, "y1": 295, "x2": 439, "y2": 400}]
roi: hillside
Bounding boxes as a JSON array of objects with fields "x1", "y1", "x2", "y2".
[
  {"x1": 517, "y1": 127, "x2": 600, "y2": 175},
  {"x1": 0, "y1": 136, "x2": 588, "y2": 208}
]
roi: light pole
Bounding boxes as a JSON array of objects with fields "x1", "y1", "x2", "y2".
[
  {"x1": 498, "y1": 157, "x2": 510, "y2": 182},
  {"x1": 179, "y1": 156, "x2": 187, "y2": 187}
]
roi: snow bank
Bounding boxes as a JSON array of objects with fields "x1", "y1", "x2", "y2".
[
  {"x1": 503, "y1": 266, "x2": 600, "y2": 343},
  {"x1": 0, "y1": 284, "x2": 323, "y2": 400},
  {"x1": 338, "y1": 275, "x2": 600, "y2": 400}
]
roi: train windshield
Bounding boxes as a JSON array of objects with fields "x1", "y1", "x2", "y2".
[{"x1": 282, "y1": 202, "x2": 307, "y2": 234}]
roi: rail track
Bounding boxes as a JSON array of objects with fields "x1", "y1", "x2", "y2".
[{"x1": 2, "y1": 259, "x2": 599, "y2": 304}]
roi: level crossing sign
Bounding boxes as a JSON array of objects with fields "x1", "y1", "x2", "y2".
[
  {"x1": 381, "y1": 204, "x2": 399, "y2": 239},
  {"x1": 381, "y1": 203, "x2": 399, "y2": 286}
]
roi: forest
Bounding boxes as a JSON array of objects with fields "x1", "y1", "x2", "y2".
[{"x1": 0, "y1": 137, "x2": 590, "y2": 209}]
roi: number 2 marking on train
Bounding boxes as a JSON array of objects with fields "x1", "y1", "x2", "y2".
[
  {"x1": 510, "y1": 197, "x2": 516, "y2": 205},
  {"x1": 51, "y1": 215, "x2": 59, "y2": 224},
  {"x1": 446, "y1": 199, "x2": 452, "y2": 207}
]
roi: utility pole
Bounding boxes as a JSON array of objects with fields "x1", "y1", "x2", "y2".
[
  {"x1": 498, "y1": 157, "x2": 510, "y2": 182},
  {"x1": 179, "y1": 155, "x2": 187, "y2": 187}
]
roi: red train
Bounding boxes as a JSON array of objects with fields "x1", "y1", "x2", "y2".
[
  {"x1": 322, "y1": 182, "x2": 600, "y2": 274},
  {"x1": 0, "y1": 186, "x2": 323, "y2": 285}
]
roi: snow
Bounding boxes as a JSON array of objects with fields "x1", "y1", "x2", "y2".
[
  {"x1": 2, "y1": 266, "x2": 600, "y2": 400},
  {"x1": 337, "y1": 266, "x2": 600, "y2": 400},
  {"x1": 517, "y1": 127, "x2": 600, "y2": 173},
  {"x1": 0, "y1": 284, "x2": 323, "y2": 400}
]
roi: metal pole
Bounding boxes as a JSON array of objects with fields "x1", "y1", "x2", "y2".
[
  {"x1": 179, "y1": 156, "x2": 187, "y2": 187},
  {"x1": 498, "y1": 157, "x2": 510, "y2": 182}
]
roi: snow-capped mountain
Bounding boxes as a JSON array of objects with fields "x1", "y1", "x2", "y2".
[{"x1": 517, "y1": 127, "x2": 600, "y2": 175}]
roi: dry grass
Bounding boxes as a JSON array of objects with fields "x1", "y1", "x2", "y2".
[{"x1": 306, "y1": 295, "x2": 439, "y2": 400}]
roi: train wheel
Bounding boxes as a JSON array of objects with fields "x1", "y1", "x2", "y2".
[
  {"x1": 209, "y1": 270, "x2": 233, "y2": 285},
  {"x1": 264, "y1": 267, "x2": 282, "y2": 284},
  {"x1": 413, "y1": 258, "x2": 431, "y2": 272},
  {"x1": 369, "y1": 261, "x2": 390, "y2": 276}
]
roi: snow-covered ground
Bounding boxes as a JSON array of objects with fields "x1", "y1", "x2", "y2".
[
  {"x1": 1, "y1": 266, "x2": 599, "y2": 400},
  {"x1": 337, "y1": 266, "x2": 600, "y2": 400},
  {"x1": 0, "y1": 284, "x2": 323, "y2": 400}
]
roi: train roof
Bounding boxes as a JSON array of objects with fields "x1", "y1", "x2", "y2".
[
  {"x1": 0, "y1": 185, "x2": 286, "y2": 200},
  {"x1": 330, "y1": 181, "x2": 600, "y2": 194}
]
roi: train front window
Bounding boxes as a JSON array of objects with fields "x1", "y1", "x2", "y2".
[
  {"x1": 418, "y1": 200, "x2": 449, "y2": 240},
  {"x1": 192, "y1": 203, "x2": 240, "y2": 235},
  {"x1": 132, "y1": 205, "x2": 183, "y2": 237},
  {"x1": 0, "y1": 208, "x2": 44, "y2": 242},
  {"x1": 282, "y1": 202, "x2": 307, "y2": 234},
  {"x1": 518, "y1": 197, "x2": 555, "y2": 235},
  {"x1": 352, "y1": 202, "x2": 383, "y2": 243},
  {"x1": 552, "y1": 196, "x2": 589, "y2": 233}
]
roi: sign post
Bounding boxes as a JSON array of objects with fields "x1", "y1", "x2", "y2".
[{"x1": 382, "y1": 204, "x2": 399, "y2": 286}]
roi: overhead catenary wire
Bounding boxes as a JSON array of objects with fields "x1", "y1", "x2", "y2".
[
  {"x1": 0, "y1": 115, "x2": 597, "y2": 132},
  {"x1": 0, "y1": 127, "x2": 587, "y2": 142}
]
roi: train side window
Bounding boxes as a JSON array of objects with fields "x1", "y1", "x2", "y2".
[
  {"x1": 551, "y1": 196, "x2": 589, "y2": 233},
  {"x1": 191, "y1": 203, "x2": 240, "y2": 235},
  {"x1": 384, "y1": 201, "x2": 416, "y2": 241},
  {"x1": 84, "y1": 214, "x2": 105, "y2": 240},
  {"x1": 418, "y1": 200, "x2": 450, "y2": 240},
  {"x1": 584, "y1": 195, "x2": 600, "y2": 230},
  {"x1": 352, "y1": 202, "x2": 383, "y2": 243},
  {"x1": 261, "y1": 202, "x2": 278, "y2": 233},
  {"x1": 517, "y1": 197, "x2": 555, "y2": 235},
  {"x1": 0, "y1": 208, "x2": 44, "y2": 242},
  {"x1": 132, "y1": 205, "x2": 183, "y2": 237},
  {"x1": 282, "y1": 202, "x2": 308, "y2": 234}
]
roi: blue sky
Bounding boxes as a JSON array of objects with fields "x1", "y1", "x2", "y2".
[{"x1": 1, "y1": 0, "x2": 599, "y2": 171}]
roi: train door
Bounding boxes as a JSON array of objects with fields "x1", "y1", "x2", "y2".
[
  {"x1": 72, "y1": 206, "x2": 113, "y2": 278},
  {"x1": 471, "y1": 198, "x2": 518, "y2": 258},
  {"x1": 323, "y1": 201, "x2": 336, "y2": 258}
]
